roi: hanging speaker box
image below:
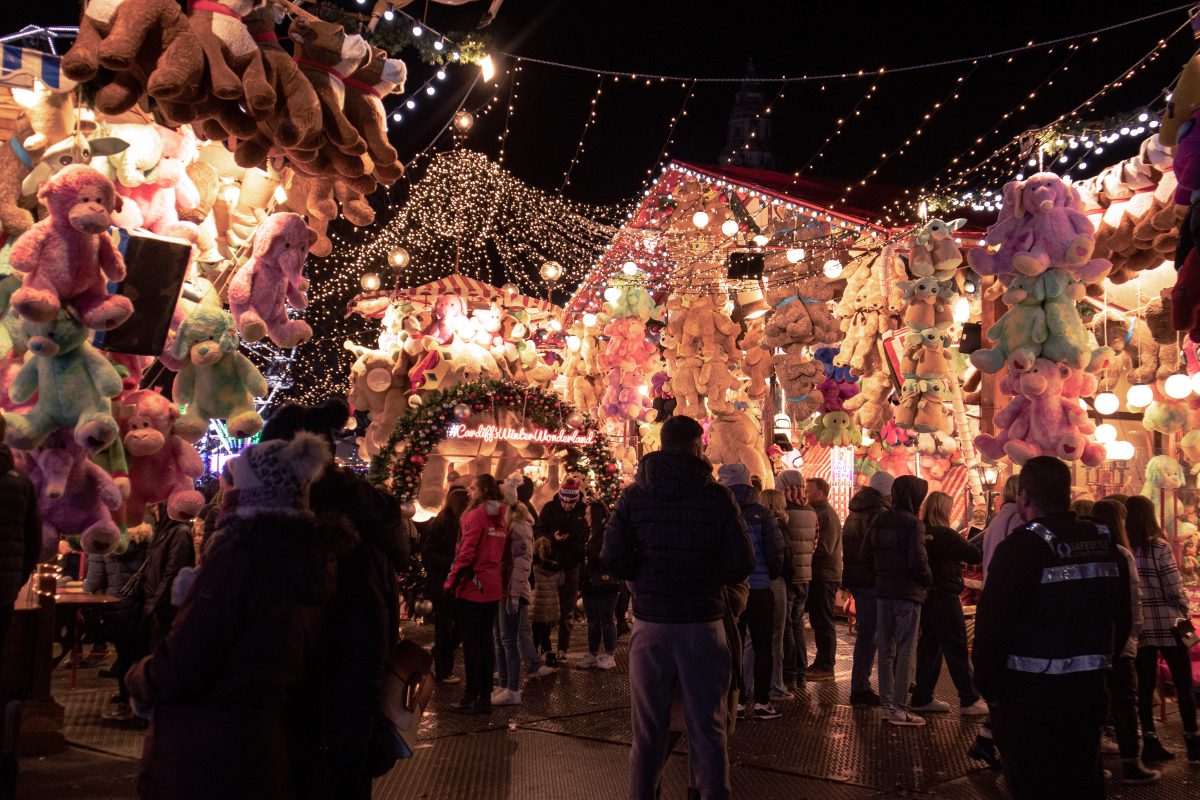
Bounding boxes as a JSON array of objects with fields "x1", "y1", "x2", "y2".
[
  {"x1": 98, "y1": 230, "x2": 191, "y2": 356},
  {"x1": 958, "y1": 322, "x2": 983, "y2": 354},
  {"x1": 726, "y1": 251, "x2": 764, "y2": 280}
]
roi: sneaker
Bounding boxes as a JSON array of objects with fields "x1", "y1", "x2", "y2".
[
  {"x1": 556, "y1": 650, "x2": 569, "y2": 663},
  {"x1": 769, "y1": 691, "x2": 794, "y2": 702},
  {"x1": 784, "y1": 681, "x2": 799, "y2": 693},
  {"x1": 1100, "y1": 737, "x2": 1120, "y2": 755},
  {"x1": 577, "y1": 652, "x2": 598, "y2": 669},
  {"x1": 912, "y1": 699, "x2": 950, "y2": 713},
  {"x1": 888, "y1": 710, "x2": 927, "y2": 727},
  {"x1": 968, "y1": 735, "x2": 1001, "y2": 769},
  {"x1": 493, "y1": 689, "x2": 521, "y2": 706},
  {"x1": 752, "y1": 703, "x2": 782, "y2": 720},
  {"x1": 596, "y1": 654, "x2": 616, "y2": 670},
  {"x1": 850, "y1": 690, "x2": 881, "y2": 707},
  {"x1": 101, "y1": 702, "x2": 133, "y2": 722},
  {"x1": 1142, "y1": 734, "x2": 1174, "y2": 762},
  {"x1": 807, "y1": 669, "x2": 835, "y2": 681},
  {"x1": 439, "y1": 675, "x2": 461, "y2": 685},
  {"x1": 736, "y1": 703, "x2": 746, "y2": 719},
  {"x1": 490, "y1": 687, "x2": 510, "y2": 704},
  {"x1": 960, "y1": 700, "x2": 989, "y2": 717},
  {"x1": 529, "y1": 664, "x2": 556, "y2": 679},
  {"x1": 1121, "y1": 759, "x2": 1161, "y2": 785}
]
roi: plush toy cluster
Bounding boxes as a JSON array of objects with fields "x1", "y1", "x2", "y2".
[
  {"x1": 761, "y1": 277, "x2": 838, "y2": 419},
  {"x1": 968, "y1": 173, "x2": 1112, "y2": 466},
  {"x1": 661, "y1": 292, "x2": 741, "y2": 419}
]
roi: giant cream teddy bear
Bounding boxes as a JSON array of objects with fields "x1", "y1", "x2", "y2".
[{"x1": 706, "y1": 411, "x2": 773, "y2": 488}]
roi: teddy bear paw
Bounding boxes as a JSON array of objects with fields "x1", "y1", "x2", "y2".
[
  {"x1": 80, "y1": 522, "x2": 121, "y2": 556},
  {"x1": 1065, "y1": 235, "x2": 1095, "y2": 265},
  {"x1": 75, "y1": 415, "x2": 119, "y2": 453},
  {"x1": 174, "y1": 414, "x2": 209, "y2": 444},
  {"x1": 82, "y1": 297, "x2": 134, "y2": 331},
  {"x1": 239, "y1": 316, "x2": 268, "y2": 343},
  {"x1": 228, "y1": 411, "x2": 265, "y2": 440},
  {"x1": 1011, "y1": 253, "x2": 1047, "y2": 277},
  {"x1": 11, "y1": 289, "x2": 60, "y2": 324},
  {"x1": 1003, "y1": 440, "x2": 1040, "y2": 465},
  {"x1": 167, "y1": 490, "x2": 206, "y2": 522}
]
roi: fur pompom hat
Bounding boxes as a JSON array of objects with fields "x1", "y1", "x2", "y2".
[{"x1": 227, "y1": 431, "x2": 330, "y2": 517}]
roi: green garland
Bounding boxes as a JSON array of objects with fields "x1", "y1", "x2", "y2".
[
  {"x1": 369, "y1": 379, "x2": 621, "y2": 508},
  {"x1": 315, "y1": 2, "x2": 491, "y2": 66}
]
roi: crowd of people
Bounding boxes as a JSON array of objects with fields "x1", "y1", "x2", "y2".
[{"x1": 1, "y1": 408, "x2": 1198, "y2": 800}]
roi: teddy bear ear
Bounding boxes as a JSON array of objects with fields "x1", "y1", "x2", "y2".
[{"x1": 305, "y1": 227, "x2": 319, "y2": 248}]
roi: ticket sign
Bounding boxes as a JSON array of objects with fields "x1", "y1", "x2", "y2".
[{"x1": 445, "y1": 423, "x2": 596, "y2": 446}]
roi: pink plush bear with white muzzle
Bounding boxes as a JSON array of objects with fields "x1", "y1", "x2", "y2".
[
  {"x1": 120, "y1": 389, "x2": 205, "y2": 524},
  {"x1": 228, "y1": 212, "x2": 317, "y2": 348}
]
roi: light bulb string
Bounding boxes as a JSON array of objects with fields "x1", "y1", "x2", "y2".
[
  {"x1": 639, "y1": 79, "x2": 697, "y2": 193},
  {"x1": 725, "y1": 78, "x2": 788, "y2": 165},
  {"x1": 560, "y1": 73, "x2": 607, "y2": 192},
  {"x1": 495, "y1": 3, "x2": 1195, "y2": 83},
  {"x1": 791, "y1": 77, "x2": 879, "y2": 182}
]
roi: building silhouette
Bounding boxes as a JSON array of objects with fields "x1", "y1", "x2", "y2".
[{"x1": 720, "y1": 59, "x2": 778, "y2": 170}]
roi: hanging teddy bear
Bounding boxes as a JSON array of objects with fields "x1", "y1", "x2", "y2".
[
  {"x1": 170, "y1": 306, "x2": 267, "y2": 442},
  {"x1": 228, "y1": 212, "x2": 318, "y2": 348}
]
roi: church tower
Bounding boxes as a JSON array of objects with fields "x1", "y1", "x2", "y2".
[{"x1": 720, "y1": 59, "x2": 777, "y2": 170}]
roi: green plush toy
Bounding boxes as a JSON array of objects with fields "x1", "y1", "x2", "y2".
[
  {"x1": 969, "y1": 273, "x2": 1049, "y2": 374},
  {"x1": 1040, "y1": 269, "x2": 1113, "y2": 371},
  {"x1": 170, "y1": 306, "x2": 268, "y2": 442},
  {"x1": 3, "y1": 311, "x2": 123, "y2": 452},
  {"x1": 816, "y1": 410, "x2": 862, "y2": 446}
]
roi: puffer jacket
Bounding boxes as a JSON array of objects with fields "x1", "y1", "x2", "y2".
[
  {"x1": 0, "y1": 443, "x2": 40, "y2": 606},
  {"x1": 140, "y1": 513, "x2": 197, "y2": 636},
  {"x1": 602, "y1": 450, "x2": 754, "y2": 623},
  {"x1": 446, "y1": 502, "x2": 508, "y2": 603},
  {"x1": 781, "y1": 502, "x2": 817, "y2": 585},
  {"x1": 84, "y1": 527, "x2": 149, "y2": 641},
  {"x1": 531, "y1": 558, "x2": 563, "y2": 623},
  {"x1": 503, "y1": 513, "x2": 534, "y2": 605},
  {"x1": 860, "y1": 476, "x2": 931, "y2": 603},
  {"x1": 128, "y1": 511, "x2": 350, "y2": 800},
  {"x1": 841, "y1": 487, "x2": 888, "y2": 590},
  {"x1": 728, "y1": 484, "x2": 786, "y2": 590},
  {"x1": 923, "y1": 524, "x2": 981, "y2": 594},
  {"x1": 981, "y1": 502, "x2": 1022, "y2": 585},
  {"x1": 810, "y1": 499, "x2": 843, "y2": 583},
  {"x1": 534, "y1": 495, "x2": 588, "y2": 569}
]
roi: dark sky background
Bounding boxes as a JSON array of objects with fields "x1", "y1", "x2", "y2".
[{"x1": 15, "y1": 0, "x2": 1198, "y2": 210}]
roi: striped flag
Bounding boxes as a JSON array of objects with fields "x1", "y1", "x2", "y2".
[{"x1": 0, "y1": 45, "x2": 75, "y2": 91}]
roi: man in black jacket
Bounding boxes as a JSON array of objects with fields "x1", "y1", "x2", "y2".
[
  {"x1": 0, "y1": 432, "x2": 41, "y2": 663},
  {"x1": 974, "y1": 457, "x2": 1132, "y2": 799},
  {"x1": 805, "y1": 478, "x2": 843, "y2": 680},
  {"x1": 603, "y1": 415, "x2": 754, "y2": 800},
  {"x1": 842, "y1": 471, "x2": 892, "y2": 706},
  {"x1": 534, "y1": 477, "x2": 588, "y2": 658}
]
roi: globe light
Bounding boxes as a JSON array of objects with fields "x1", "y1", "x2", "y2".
[
  {"x1": 1105, "y1": 440, "x2": 1124, "y2": 460},
  {"x1": 582, "y1": 313, "x2": 597, "y2": 328},
  {"x1": 752, "y1": 234, "x2": 770, "y2": 247},
  {"x1": 952, "y1": 296, "x2": 971, "y2": 324},
  {"x1": 603, "y1": 287, "x2": 622, "y2": 303},
  {"x1": 691, "y1": 211, "x2": 710, "y2": 228},
  {"x1": 360, "y1": 272, "x2": 381, "y2": 291},
  {"x1": 622, "y1": 261, "x2": 639, "y2": 276},
  {"x1": 453, "y1": 110, "x2": 475, "y2": 131},
  {"x1": 1165, "y1": 373, "x2": 1192, "y2": 399},
  {"x1": 1094, "y1": 423, "x2": 1117, "y2": 444},
  {"x1": 387, "y1": 246, "x2": 410, "y2": 270},
  {"x1": 720, "y1": 219, "x2": 739, "y2": 237},
  {"x1": 1192, "y1": 372, "x2": 1200, "y2": 395},
  {"x1": 539, "y1": 260, "x2": 562, "y2": 282},
  {"x1": 1126, "y1": 384, "x2": 1153, "y2": 409},
  {"x1": 823, "y1": 259, "x2": 844, "y2": 279},
  {"x1": 1094, "y1": 392, "x2": 1120, "y2": 415},
  {"x1": 501, "y1": 282, "x2": 521, "y2": 300},
  {"x1": 786, "y1": 248, "x2": 805, "y2": 264},
  {"x1": 1108, "y1": 440, "x2": 1135, "y2": 461}
]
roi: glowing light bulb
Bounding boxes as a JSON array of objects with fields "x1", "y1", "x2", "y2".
[
  {"x1": 412, "y1": 25, "x2": 423, "y2": 36},
  {"x1": 1191, "y1": 372, "x2": 1200, "y2": 395},
  {"x1": 1094, "y1": 392, "x2": 1119, "y2": 415},
  {"x1": 1126, "y1": 384, "x2": 1153, "y2": 409},
  {"x1": 603, "y1": 287, "x2": 622, "y2": 303},
  {"x1": 786, "y1": 248, "x2": 805, "y2": 263},
  {"x1": 691, "y1": 211, "x2": 710, "y2": 228},
  {"x1": 753, "y1": 234, "x2": 770, "y2": 247},
  {"x1": 582, "y1": 313, "x2": 597, "y2": 328},
  {"x1": 1165, "y1": 373, "x2": 1192, "y2": 399},
  {"x1": 721, "y1": 219, "x2": 739, "y2": 236},
  {"x1": 387, "y1": 246, "x2": 410, "y2": 270},
  {"x1": 823, "y1": 259, "x2": 844, "y2": 279},
  {"x1": 548, "y1": 318, "x2": 562, "y2": 332},
  {"x1": 952, "y1": 296, "x2": 971, "y2": 324},
  {"x1": 1094, "y1": 423, "x2": 1117, "y2": 444},
  {"x1": 453, "y1": 110, "x2": 475, "y2": 131},
  {"x1": 360, "y1": 273, "x2": 381, "y2": 291},
  {"x1": 539, "y1": 260, "x2": 562, "y2": 282},
  {"x1": 622, "y1": 261, "x2": 638, "y2": 276}
]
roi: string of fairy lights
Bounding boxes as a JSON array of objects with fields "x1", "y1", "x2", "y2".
[
  {"x1": 560, "y1": 74, "x2": 607, "y2": 192},
  {"x1": 637, "y1": 79, "x2": 695, "y2": 194},
  {"x1": 723, "y1": 79, "x2": 788, "y2": 165},
  {"x1": 790, "y1": 78, "x2": 881, "y2": 183}
]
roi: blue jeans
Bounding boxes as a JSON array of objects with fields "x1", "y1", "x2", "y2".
[
  {"x1": 849, "y1": 587, "x2": 877, "y2": 695},
  {"x1": 876, "y1": 598, "x2": 921, "y2": 713},
  {"x1": 628, "y1": 620, "x2": 731, "y2": 800},
  {"x1": 583, "y1": 589, "x2": 618, "y2": 655},
  {"x1": 495, "y1": 600, "x2": 542, "y2": 691},
  {"x1": 783, "y1": 582, "x2": 809, "y2": 684}
]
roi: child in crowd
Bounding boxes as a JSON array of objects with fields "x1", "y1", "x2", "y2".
[{"x1": 531, "y1": 537, "x2": 564, "y2": 664}]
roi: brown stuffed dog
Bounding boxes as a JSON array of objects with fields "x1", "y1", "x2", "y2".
[
  {"x1": 185, "y1": 0, "x2": 275, "y2": 116},
  {"x1": 289, "y1": 15, "x2": 370, "y2": 155},
  {"x1": 342, "y1": 46, "x2": 407, "y2": 186}
]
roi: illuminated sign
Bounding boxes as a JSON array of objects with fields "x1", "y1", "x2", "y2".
[{"x1": 445, "y1": 423, "x2": 596, "y2": 446}]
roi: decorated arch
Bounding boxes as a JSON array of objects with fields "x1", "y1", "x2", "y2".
[{"x1": 369, "y1": 379, "x2": 622, "y2": 508}]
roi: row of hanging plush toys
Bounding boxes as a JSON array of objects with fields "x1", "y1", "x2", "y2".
[
  {"x1": 60, "y1": 0, "x2": 409, "y2": 257},
  {"x1": 967, "y1": 173, "x2": 1114, "y2": 467}
]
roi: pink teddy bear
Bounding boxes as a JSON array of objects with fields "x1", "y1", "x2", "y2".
[
  {"x1": 228, "y1": 212, "x2": 317, "y2": 348},
  {"x1": 117, "y1": 125, "x2": 202, "y2": 242},
  {"x1": 8, "y1": 165, "x2": 133, "y2": 330},
  {"x1": 974, "y1": 358, "x2": 1104, "y2": 466},
  {"x1": 120, "y1": 389, "x2": 205, "y2": 524}
]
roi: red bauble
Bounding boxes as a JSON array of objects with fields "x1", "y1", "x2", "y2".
[{"x1": 411, "y1": 454, "x2": 426, "y2": 466}]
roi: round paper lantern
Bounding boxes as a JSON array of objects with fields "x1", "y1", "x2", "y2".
[
  {"x1": 1094, "y1": 392, "x2": 1119, "y2": 415},
  {"x1": 1126, "y1": 384, "x2": 1153, "y2": 409},
  {"x1": 691, "y1": 211, "x2": 710, "y2": 228},
  {"x1": 1094, "y1": 423, "x2": 1117, "y2": 443},
  {"x1": 1165, "y1": 374, "x2": 1192, "y2": 399},
  {"x1": 721, "y1": 219, "x2": 739, "y2": 237}
]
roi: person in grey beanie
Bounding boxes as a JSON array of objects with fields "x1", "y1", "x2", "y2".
[{"x1": 842, "y1": 471, "x2": 893, "y2": 706}]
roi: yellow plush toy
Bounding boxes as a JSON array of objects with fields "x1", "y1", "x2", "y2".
[{"x1": 706, "y1": 411, "x2": 773, "y2": 488}]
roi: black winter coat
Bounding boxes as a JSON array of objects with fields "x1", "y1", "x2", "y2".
[
  {"x1": 128, "y1": 512, "x2": 349, "y2": 800},
  {"x1": 309, "y1": 466, "x2": 409, "y2": 784},
  {"x1": 841, "y1": 488, "x2": 888, "y2": 590},
  {"x1": 810, "y1": 499, "x2": 844, "y2": 583},
  {"x1": 534, "y1": 495, "x2": 589, "y2": 570},
  {"x1": 923, "y1": 524, "x2": 981, "y2": 594},
  {"x1": 728, "y1": 483, "x2": 787, "y2": 587},
  {"x1": 602, "y1": 450, "x2": 754, "y2": 623},
  {"x1": 140, "y1": 514, "x2": 196, "y2": 634},
  {"x1": 0, "y1": 444, "x2": 40, "y2": 607},
  {"x1": 860, "y1": 476, "x2": 931, "y2": 603},
  {"x1": 420, "y1": 513, "x2": 460, "y2": 597}
]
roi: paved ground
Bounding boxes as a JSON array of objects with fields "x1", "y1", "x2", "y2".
[{"x1": 12, "y1": 620, "x2": 1200, "y2": 798}]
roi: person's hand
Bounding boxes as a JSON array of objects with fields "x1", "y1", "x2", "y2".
[
  {"x1": 554, "y1": 531, "x2": 568, "y2": 542},
  {"x1": 506, "y1": 597, "x2": 520, "y2": 615}
]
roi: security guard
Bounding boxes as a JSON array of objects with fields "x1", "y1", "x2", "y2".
[{"x1": 974, "y1": 457, "x2": 1132, "y2": 800}]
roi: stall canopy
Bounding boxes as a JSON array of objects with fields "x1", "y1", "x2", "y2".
[{"x1": 348, "y1": 273, "x2": 562, "y2": 319}]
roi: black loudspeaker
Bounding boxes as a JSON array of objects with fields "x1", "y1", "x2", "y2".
[
  {"x1": 958, "y1": 322, "x2": 982, "y2": 354},
  {"x1": 727, "y1": 251, "x2": 764, "y2": 280},
  {"x1": 99, "y1": 231, "x2": 192, "y2": 356}
]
